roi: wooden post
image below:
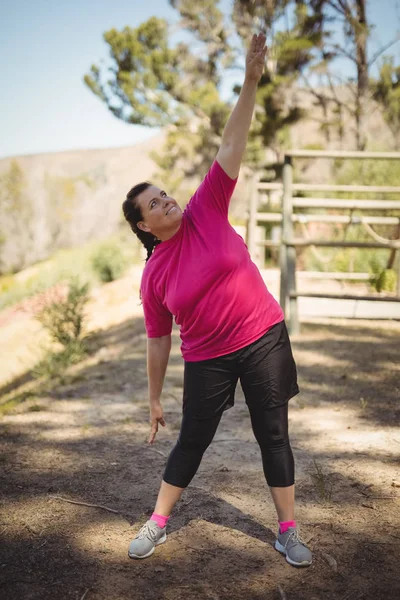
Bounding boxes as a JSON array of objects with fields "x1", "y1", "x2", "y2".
[
  {"x1": 397, "y1": 250, "x2": 400, "y2": 297},
  {"x1": 279, "y1": 158, "x2": 289, "y2": 316},
  {"x1": 247, "y1": 172, "x2": 259, "y2": 262},
  {"x1": 280, "y1": 156, "x2": 299, "y2": 333}
]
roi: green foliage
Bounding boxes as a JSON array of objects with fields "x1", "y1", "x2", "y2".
[
  {"x1": 0, "y1": 233, "x2": 138, "y2": 311},
  {"x1": 300, "y1": 158, "x2": 400, "y2": 278},
  {"x1": 33, "y1": 278, "x2": 90, "y2": 381},
  {"x1": 33, "y1": 340, "x2": 87, "y2": 382},
  {"x1": 372, "y1": 57, "x2": 400, "y2": 148},
  {"x1": 335, "y1": 158, "x2": 400, "y2": 190},
  {"x1": 370, "y1": 267, "x2": 397, "y2": 293},
  {"x1": 0, "y1": 160, "x2": 33, "y2": 273},
  {"x1": 84, "y1": 1, "x2": 326, "y2": 182},
  {"x1": 91, "y1": 242, "x2": 129, "y2": 283},
  {"x1": 35, "y1": 278, "x2": 90, "y2": 348},
  {"x1": 311, "y1": 459, "x2": 333, "y2": 503},
  {"x1": 0, "y1": 160, "x2": 25, "y2": 204}
]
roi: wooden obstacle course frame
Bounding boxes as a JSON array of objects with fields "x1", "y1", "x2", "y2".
[{"x1": 247, "y1": 150, "x2": 400, "y2": 333}]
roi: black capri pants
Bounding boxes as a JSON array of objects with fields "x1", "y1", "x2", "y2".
[{"x1": 163, "y1": 320, "x2": 299, "y2": 489}]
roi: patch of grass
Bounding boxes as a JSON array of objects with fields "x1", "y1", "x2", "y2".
[
  {"x1": 28, "y1": 404, "x2": 44, "y2": 412},
  {"x1": 311, "y1": 460, "x2": 333, "y2": 503},
  {"x1": 0, "y1": 390, "x2": 36, "y2": 416},
  {"x1": 360, "y1": 397, "x2": 368, "y2": 409},
  {"x1": 121, "y1": 416, "x2": 133, "y2": 424},
  {"x1": 33, "y1": 340, "x2": 88, "y2": 382}
]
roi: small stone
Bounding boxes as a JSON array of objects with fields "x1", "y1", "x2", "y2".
[{"x1": 154, "y1": 566, "x2": 165, "y2": 573}]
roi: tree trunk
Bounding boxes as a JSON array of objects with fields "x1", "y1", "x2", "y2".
[{"x1": 355, "y1": 0, "x2": 368, "y2": 150}]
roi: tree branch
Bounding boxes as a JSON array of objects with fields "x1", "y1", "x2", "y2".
[
  {"x1": 49, "y1": 495, "x2": 119, "y2": 514},
  {"x1": 368, "y1": 35, "x2": 400, "y2": 67}
]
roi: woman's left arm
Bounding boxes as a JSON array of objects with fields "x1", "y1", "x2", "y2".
[{"x1": 216, "y1": 33, "x2": 267, "y2": 179}]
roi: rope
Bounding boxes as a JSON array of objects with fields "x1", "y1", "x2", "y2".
[
  {"x1": 361, "y1": 221, "x2": 400, "y2": 247},
  {"x1": 298, "y1": 221, "x2": 332, "y2": 265}
]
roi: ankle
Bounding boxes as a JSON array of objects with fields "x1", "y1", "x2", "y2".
[
  {"x1": 150, "y1": 512, "x2": 170, "y2": 529},
  {"x1": 278, "y1": 519, "x2": 296, "y2": 534}
]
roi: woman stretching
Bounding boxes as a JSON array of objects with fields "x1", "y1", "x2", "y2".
[{"x1": 122, "y1": 33, "x2": 312, "y2": 568}]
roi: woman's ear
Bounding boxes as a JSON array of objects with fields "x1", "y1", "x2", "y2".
[{"x1": 137, "y1": 221, "x2": 151, "y2": 233}]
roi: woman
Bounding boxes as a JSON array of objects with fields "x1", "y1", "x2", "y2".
[{"x1": 122, "y1": 33, "x2": 312, "y2": 568}]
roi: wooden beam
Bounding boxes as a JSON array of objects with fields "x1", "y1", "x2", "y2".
[
  {"x1": 289, "y1": 292, "x2": 400, "y2": 302},
  {"x1": 259, "y1": 240, "x2": 400, "y2": 249},
  {"x1": 257, "y1": 183, "x2": 400, "y2": 194},
  {"x1": 292, "y1": 198, "x2": 400, "y2": 210},
  {"x1": 286, "y1": 150, "x2": 400, "y2": 159},
  {"x1": 255, "y1": 213, "x2": 400, "y2": 225}
]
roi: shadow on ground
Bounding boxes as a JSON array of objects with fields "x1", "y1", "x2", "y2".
[{"x1": 1, "y1": 317, "x2": 399, "y2": 599}]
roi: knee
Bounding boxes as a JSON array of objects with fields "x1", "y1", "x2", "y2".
[{"x1": 176, "y1": 435, "x2": 209, "y2": 456}]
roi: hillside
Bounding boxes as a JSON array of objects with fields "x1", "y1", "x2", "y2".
[{"x1": 0, "y1": 89, "x2": 396, "y2": 274}]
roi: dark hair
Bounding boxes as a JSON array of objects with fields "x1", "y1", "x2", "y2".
[{"x1": 122, "y1": 182, "x2": 161, "y2": 262}]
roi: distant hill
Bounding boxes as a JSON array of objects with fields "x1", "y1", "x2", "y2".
[
  {"x1": 0, "y1": 134, "x2": 168, "y2": 273},
  {"x1": 0, "y1": 89, "x2": 395, "y2": 274}
]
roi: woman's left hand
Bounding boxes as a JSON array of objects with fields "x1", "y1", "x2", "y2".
[{"x1": 245, "y1": 32, "x2": 268, "y2": 83}]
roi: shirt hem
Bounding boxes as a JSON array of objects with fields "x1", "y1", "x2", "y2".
[{"x1": 182, "y1": 316, "x2": 285, "y2": 362}]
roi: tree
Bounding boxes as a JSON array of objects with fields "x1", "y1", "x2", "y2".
[
  {"x1": 302, "y1": 0, "x2": 400, "y2": 150},
  {"x1": 372, "y1": 57, "x2": 400, "y2": 150},
  {"x1": 0, "y1": 161, "x2": 33, "y2": 273},
  {"x1": 322, "y1": 0, "x2": 369, "y2": 149},
  {"x1": 85, "y1": 0, "x2": 326, "y2": 185}
]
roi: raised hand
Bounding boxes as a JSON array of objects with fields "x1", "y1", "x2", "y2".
[{"x1": 245, "y1": 32, "x2": 268, "y2": 83}]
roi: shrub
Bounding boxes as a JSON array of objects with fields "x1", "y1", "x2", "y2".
[
  {"x1": 372, "y1": 268, "x2": 397, "y2": 293},
  {"x1": 33, "y1": 278, "x2": 90, "y2": 380},
  {"x1": 91, "y1": 242, "x2": 128, "y2": 283},
  {"x1": 36, "y1": 277, "x2": 90, "y2": 347},
  {"x1": 33, "y1": 340, "x2": 87, "y2": 381}
]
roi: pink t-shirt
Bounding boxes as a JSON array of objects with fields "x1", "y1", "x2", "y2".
[{"x1": 140, "y1": 159, "x2": 284, "y2": 361}]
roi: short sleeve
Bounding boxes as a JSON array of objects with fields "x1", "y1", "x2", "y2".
[
  {"x1": 186, "y1": 159, "x2": 238, "y2": 219},
  {"x1": 141, "y1": 276, "x2": 173, "y2": 339}
]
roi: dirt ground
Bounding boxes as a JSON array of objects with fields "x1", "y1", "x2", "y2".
[{"x1": 0, "y1": 270, "x2": 399, "y2": 600}]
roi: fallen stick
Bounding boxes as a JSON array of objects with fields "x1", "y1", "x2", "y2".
[
  {"x1": 80, "y1": 589, "x2": 90, "y2": 600},
  {"x1": 147, "y1": 447, "x2": 167, "y2": 458},
  {"x1": 49, "y1": 496, "x2": 119, "y2": 514},
  {"x1": 277, "y1": 585, "x2": 287, "y2": 600},
  {"x1": 369, "y1": 495, "x2": 398, "y2": 499}
]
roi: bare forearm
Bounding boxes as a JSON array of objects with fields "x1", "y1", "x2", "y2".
[
  {"x1": 147, "y1": 335, "x2": 171, "y2": 404},
  {"x1": 217, "y1": 77, "x2": 258, "y2": 178},
  {"x1": 221, "y1": 77, "x2": 258, "y2": 154},
  {"x1": 216, "y1": 34, "x2": 267, "y2": 179}
]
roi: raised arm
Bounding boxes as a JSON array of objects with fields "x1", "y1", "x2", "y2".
[{"x1": 216, "y1": 33, "x2": 267, "y2": 179}]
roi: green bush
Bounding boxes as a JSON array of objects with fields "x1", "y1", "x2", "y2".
[
  {"x1": 371, "y1": 268, "x2": 397, "y2": 293},
  {"x1": 36, "y1": 278, "x2": 90, "y2": 347},
  {"x1": 299, "y1": 157, "x2": 400, "y2": 276},
  {"x1": 91, "y1": 242, "x2": 128, "y2": 283},
  {"x1": 33, "y1": 340, "x2": 87, "y2": 381},
  {"x1": 33, "y1": 278, "x2": 90, "y2": 381}
]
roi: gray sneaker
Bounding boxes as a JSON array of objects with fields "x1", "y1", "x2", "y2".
[
  {"x1": 275, "y1": 527, "x2": 312, "y2": 567},
  {"x1": 128, "y1": 520, "x2": 167, "y2": 559}
]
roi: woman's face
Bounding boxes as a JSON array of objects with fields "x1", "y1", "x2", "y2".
[{"x1": 136, "y1": 185, "x2": 182, "y2": 239}]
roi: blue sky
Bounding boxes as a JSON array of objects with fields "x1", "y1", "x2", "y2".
[{"x1": 1, "y1": 0, "x2": 399, "y2": 159}]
